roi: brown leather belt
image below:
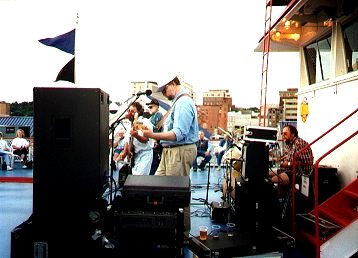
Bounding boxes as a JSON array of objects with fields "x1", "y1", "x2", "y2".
[{"x1": 162, "y1": 143, "x2": 195, "y2": 149}]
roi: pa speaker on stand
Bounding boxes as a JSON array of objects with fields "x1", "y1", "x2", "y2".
[
  {"x1": 235, "y1": 126, "x2": 277, "y2": 235},
  {"x1": 31, "y1": 87, "x2": 110, "y2": 257}
]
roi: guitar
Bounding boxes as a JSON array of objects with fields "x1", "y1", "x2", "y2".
[{"x1": 127, "y1": 113, "x2": 149, "y2": 168}]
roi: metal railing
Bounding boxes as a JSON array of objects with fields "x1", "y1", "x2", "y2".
[
  {"x1": 312, "y1": 130, "x2": 358, "y2": 257},
  {"x1": 291, "y1": 107, "x2": 358, "y2": 258}
]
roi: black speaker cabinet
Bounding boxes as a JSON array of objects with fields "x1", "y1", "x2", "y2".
[
  {"x1": 241, "y1": 141, "x2": 269, "y2": 183},
  {"x1": 33, "y1": 87, "x2": 109, "y2": 230},
  {"x1": 235, "y1": 178, "x2": 278, "y2": 235}
]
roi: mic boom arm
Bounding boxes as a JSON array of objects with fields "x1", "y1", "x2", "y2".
[{"x1": 136, "y1": 89, "x2": 152, "y2": 96}]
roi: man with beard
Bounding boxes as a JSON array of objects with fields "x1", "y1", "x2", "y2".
[
  {"x1": 270, "y1": 124, "x2": 314, "y2": 185},
  {"x1": 117, "y1": 102, "x2": 154, "y2": 175}
]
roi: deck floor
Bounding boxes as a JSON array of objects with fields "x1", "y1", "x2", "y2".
[{"x1": 0, "y1": 162, "x2": 309, "y2": 258}]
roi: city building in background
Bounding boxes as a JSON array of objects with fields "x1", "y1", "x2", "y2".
[
  {"x1": 227, "y1": 109, "x2": 259, "y2": 136},
  {"x1": 266, "y1": 104, "x2": 281, "y2": 127},
  {"x1": 0, "y1": 101, "x2": 10, "y2": 116},
  {"x1": 279, "y1": 88, "x2": 298, "y2": 122},
  {"x1": 197, "y1": 89, "x2": 233, "y2": 134}
]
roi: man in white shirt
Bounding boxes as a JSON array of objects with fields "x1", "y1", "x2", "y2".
[{"x1": 0, "y1": 132, "x2": 13, "y2": 171}]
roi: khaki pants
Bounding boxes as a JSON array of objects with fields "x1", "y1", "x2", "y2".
[{"x1": 155, "y1": 144, "x2": 197, "y2": 176}]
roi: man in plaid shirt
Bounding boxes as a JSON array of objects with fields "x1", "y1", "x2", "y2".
[{"x1": 270, "y1": 125, "x2": 314, "y2": 185}]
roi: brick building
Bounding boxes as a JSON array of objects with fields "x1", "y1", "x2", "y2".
[{"x1": 198, "y1": 89, "x2": 232, "y2": 134}]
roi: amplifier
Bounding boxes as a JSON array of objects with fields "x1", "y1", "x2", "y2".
[
  {"x1": 115, "y1": 209, "x2": 183, "y2": 257},
  {"x1": 210, "y1": 201, "x2": 230, "y2": 223},
  {"x1": 117, "y1": 210, "x2": 178, "y2": 229},
  {"x1": 243, "y1": 126, "x2": 277, "y2": 143},
  {"x1": 122, "y1": 175, "x2": 191, "y2": 209}
]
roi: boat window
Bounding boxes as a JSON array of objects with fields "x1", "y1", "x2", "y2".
[
  {"x1": 304, "y1": 36, "x2": 332, "y2": 85},
  {"x1": 342, "y1": 19, "x2": 358, "y2": 73}
]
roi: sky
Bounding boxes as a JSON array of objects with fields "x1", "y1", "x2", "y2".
[{"x1": 0, "y1": 0, "x2": 300, "y2": 108}]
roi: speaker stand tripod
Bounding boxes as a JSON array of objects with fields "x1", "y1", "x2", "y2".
[
  {"x1": 191, "y1": 162, "x2": 211, "y2": 209},
  {"x1": 223, "y1": 160, "x2": 234, "y2": 204}
]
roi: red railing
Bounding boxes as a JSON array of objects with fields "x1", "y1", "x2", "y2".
[
  {"x1": 290, "y1": 107, "x2": 358, "y2": 257},
  {"x1": 312, "y1": 130, "x2": 358, "y2": 257}
]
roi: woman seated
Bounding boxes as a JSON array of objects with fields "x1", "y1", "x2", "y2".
[{"x1": 11, "y1": 129, "x2": 30, "y2": 168}]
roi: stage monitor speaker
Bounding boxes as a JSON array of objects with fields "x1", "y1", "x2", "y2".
[
  {"x1": 241, "y1": 141, "x2": 269, "y2": 183},
  {"x1": 33, "y1": 87, "x2": 109, "y2": 228}
]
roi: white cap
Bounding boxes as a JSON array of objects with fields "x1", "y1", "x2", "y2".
[{"x1": 156, "y1": 74, "x2": 181, "y2": 92}]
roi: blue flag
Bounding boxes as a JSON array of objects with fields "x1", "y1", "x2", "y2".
[
  {"x1": 39, "y1": 29, "x2": 75, "y2": 55},
  {"x1": 39, "y1": 29, "x2": 75, "y2": 83},
  {"x1": 55, "y1": 57, "x2": 75, "y2": 83}
]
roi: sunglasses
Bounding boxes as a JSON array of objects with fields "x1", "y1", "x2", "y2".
[{"x1": 148, "y1": 106, "x2": 155, "y2": 109}]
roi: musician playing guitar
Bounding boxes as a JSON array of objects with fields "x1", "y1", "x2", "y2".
[{"x1": 118, "y1": 102, "x2": 154, "y2": 175}]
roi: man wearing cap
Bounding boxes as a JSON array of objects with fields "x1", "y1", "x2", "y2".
[
  {"x1": 146, "y1": 98, "x2": 164, "y2": 175},
  {"x1": 142, "y1": 76, "x2": 199, "y2": 177},
  {"x1": 142, "y1": 75, "x2": 198, "y2": 235}
]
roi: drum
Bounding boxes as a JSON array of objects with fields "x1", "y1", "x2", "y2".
[
  {"x1": 222, "y1": 145, "x2": 242, "y2": 172},
  {"x1": 222, "y1": 145, "x2": 242, "y2": 200},
  {"x1": 222, "y1": 145, "x2": 242, "y2": 162},
  {"x1": 222, "y1": 168, "x2": 241, "y2": 201}
]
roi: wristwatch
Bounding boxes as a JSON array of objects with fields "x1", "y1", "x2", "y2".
[{"x1": 288, "y1": 161, "x2": 291, "y2": 166}]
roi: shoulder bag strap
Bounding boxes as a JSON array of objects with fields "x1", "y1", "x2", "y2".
[{"x1": 156, "y1": 93, "x2": 190, "y2": 131}]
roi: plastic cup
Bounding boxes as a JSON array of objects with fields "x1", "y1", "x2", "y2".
[
  {"x1": 211, "y1": 224, "x2": 221, "y2": 239},
  {"x1": 199, "y1": 226, "x2": 208, "y2": 241},
  {"x1": 226, "y1": 223, "x2": 236, "y2": 237}
]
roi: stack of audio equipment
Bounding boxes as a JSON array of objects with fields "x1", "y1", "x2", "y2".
[
  {"x1": 115, "y1": 175, "x2": 190, "y2": 257},
  {"x1": 243, "y1": 125, "x2": 278, "y2": 143},
  {"x1": 121, "y1": 175, "x2": 190, "y2": 209}
]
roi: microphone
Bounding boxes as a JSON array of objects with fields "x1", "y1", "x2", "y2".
[{"x1": 136, "y1": 89, "x2": 152, "y2": 96}]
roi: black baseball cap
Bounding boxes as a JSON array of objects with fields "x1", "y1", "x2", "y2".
[{"x1": 146, "y1": 99, "x2": 159, "y2": 106}]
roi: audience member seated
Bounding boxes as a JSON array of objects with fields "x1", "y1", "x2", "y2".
[
  {"x1": 11, "y1": 129, "x2": 30, "y2": 168},
  {"x1": 192, "y1": 131, "x2": 212, "y2": 172},
  {"x1": 0, "y1": 132, "x2": 13, "y2": 171},
  {"x1": 213, "y1": 134, "x2": 233, "y2": 171}
]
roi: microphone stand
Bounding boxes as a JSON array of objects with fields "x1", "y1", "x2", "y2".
[{"x1": 108, "y1": 94, "x2": 141, "y2": 203}]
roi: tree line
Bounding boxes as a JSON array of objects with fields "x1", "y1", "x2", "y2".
[{"x1": 10, "y1": 102, "x2": 33, "y2": 116}]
